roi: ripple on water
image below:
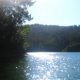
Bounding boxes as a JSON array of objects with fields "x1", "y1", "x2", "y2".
[{"x1": 25, "y1": 52, "x2": 80, "y2": 80}]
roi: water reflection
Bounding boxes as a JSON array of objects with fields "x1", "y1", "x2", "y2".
[
  {"x1": 27, "y1": 52, "x2": 59, "y2": 60},
  {"x1": 27, "y1": 52, "x2": 60, "y2": 80},
  {"x1": 25, "y1": 52, "x2": 80, "y2": 80},
  {"x1": 1, "y1": 52, "x2": 80, "y2": 80}
]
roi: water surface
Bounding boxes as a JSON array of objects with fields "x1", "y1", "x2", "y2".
[
  {"x1": 1, "y1": 52, "x2": 80, "y2": 80},
  {"x1": 26, "y1": 52, "x2": 80, "y2": 80}
]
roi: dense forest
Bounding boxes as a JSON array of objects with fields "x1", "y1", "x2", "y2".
[
  {"x1": 26, "y1": 24, "x2": 80, "y2": 52},
  {"x1": 0, "y1": 0, "x2": 33, "y2": 59}
]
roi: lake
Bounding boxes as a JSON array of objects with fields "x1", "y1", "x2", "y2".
[{"x1": 1, "y1": 52, "x2": 80, "y2": 80}]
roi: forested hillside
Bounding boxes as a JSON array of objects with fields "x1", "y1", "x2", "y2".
[{"x1": 27, "y1": 24, "x2": 80, "y2": 52}]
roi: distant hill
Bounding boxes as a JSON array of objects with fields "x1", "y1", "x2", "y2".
[{"x1": 27, "y1": 24, "x2": 80, "y2": 52}]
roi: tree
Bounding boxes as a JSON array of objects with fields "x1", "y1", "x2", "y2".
[{"x1": 0, "y1": 0, "x2": 34, "y2": 58}]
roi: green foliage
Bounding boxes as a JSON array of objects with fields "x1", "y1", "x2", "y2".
[
  {"x1": 0, "y1": 0, "x2": 33, "y2": 58},
  {"x1": 18, "y1": 25, "x2": 30, "y2": 37},
  {"x1": 62, "y1": 43, "x2": 80, "y2": 52},
  {"x1": 17, "y1": 25, "x2": 31, "y2": 50}
]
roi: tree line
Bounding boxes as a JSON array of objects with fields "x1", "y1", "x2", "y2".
[{"x1": 27, "y1": 24, "x2": 80, "y2": 52}]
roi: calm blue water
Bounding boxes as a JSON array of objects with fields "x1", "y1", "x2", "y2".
[{"x1": 1, "y1": 52, "x2": 80, "y2": 80}]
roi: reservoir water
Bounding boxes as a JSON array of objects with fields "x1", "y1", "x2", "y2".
[{"x1": 1, "y1": 52, "x2": 80, "y2": 80}]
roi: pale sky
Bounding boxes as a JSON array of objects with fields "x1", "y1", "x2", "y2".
[{"x1": 26, "y1": 0, "x2": 80, "y2": 26}]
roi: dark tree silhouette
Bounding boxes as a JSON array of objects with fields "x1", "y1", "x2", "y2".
[{"x1": 0, "y1": 0, "x2": 33, "y2": 58}]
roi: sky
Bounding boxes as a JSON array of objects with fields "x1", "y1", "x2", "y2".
[{"x1": 26, "y1": 0, "x2": 80, "y2": 26}]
